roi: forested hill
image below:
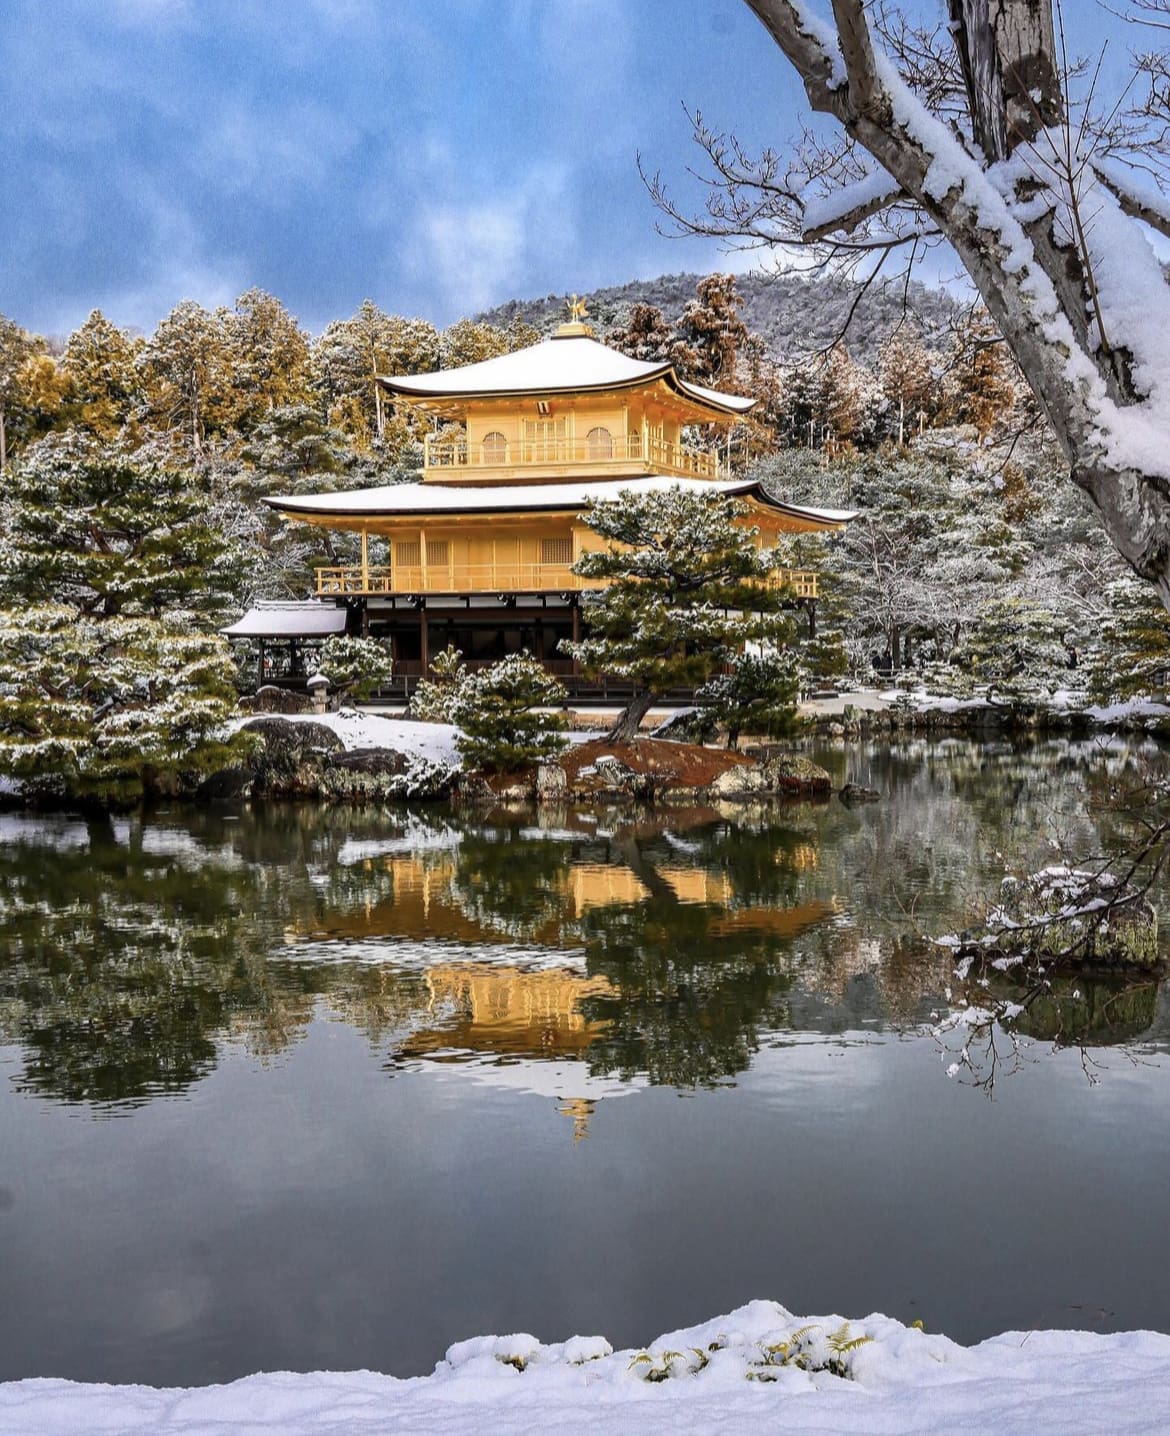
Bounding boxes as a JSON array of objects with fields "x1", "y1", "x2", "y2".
[{"x1": 478, "y1": 270, "x2": 964, "y2": 363}]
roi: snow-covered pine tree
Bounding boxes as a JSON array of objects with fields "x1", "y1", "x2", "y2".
[
  {"x1": 439, "y1": 316, "x2": 540, "y2": 369},
  {"x1": 0, "y1": 432, "x2": 244, "y2": 619},
  {"x1": 60, "y1": 310, "x2": 145, "y2": 441},
  {"x1": 410, "y1": 646, "x2": 470, "y2": 723},
  {"x1": 221, "y1": 289, "x2": 312, "y2": 433},
  {"x1": 312, "y1": 302, "x2": 439, "y2": 448},
  {"x1": 678, "y1": 274, "x2": 750, "y2": 386},
  {"x1": 942, "y1": 596, "x2": 1071, "y2": 704},
  {"x1": 0, "y1": 605, "x2": 251, "y2": 805},
  {"x1": 139, "y1": 300, "x2": 236, "y2": 455},
  {"x1": 604, "y1": 302, "x2": 700, "y2": 373},
  {"x1": 878, "y1": 329, "x2": 937, "y2": 446},
  {"x1": 1088, "y1": 574, "x2": 1170, "y2": 703},
  {"x1": 564, "y1": 486, "x2": 800, "y2": 740}
]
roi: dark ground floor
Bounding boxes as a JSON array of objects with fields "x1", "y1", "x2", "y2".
[{"x1": 249, "y1": 591, "x2": 817, "y2": 702}]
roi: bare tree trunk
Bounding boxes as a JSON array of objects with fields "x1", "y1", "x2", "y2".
[
  {"x1": 0, "y1": 404, "x2": 6, "y2": 470},
  {"x1": 606, "y1": 690, "x2": 656, "y2": 743}
]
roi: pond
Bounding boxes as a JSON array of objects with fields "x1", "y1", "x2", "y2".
[{"x1": 2, "y1": 736, "x2": 1169, "y2": 1387}]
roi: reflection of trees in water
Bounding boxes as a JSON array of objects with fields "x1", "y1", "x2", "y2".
[
  {"x1": 0, "y1": 815, "x2": 320, "y2": 1103},
  {"x1": 0, "y1": 740, "x2": 1163, "y2": 1108}
]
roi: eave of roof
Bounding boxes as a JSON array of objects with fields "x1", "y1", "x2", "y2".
[
  {"x1": 221, "y1": 601, "x2": 347, "y2": 638},
  {"x1": 263, "y1": 477, "x2": 856, "y2": 527}
]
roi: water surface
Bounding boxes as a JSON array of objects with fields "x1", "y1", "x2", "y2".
[{"x1": 1, "y1": 737, "x2": 1167, "y2": 1384}]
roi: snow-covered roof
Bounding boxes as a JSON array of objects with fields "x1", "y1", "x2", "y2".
[
  {"x1": 263, "y1": 477, "x2": 856, "y2": 528},
  {"x1": 380, "y1": 332, "x2": 757, "y2": 416},
  {"x1": 221, "y1": 601, "x2": 347, "y2": 638}
]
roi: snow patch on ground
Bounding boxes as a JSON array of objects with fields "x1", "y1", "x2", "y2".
[
  {"x1": 4, "y1": 1301, "x2": 1170, "y2": 1434},
  {"x1": 279, "y1": 710, "x2": 462, "y2": 765}
]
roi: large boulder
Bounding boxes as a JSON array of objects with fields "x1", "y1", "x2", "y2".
[
  {"x1": 329, "y1": 747, "x2": 408, "y2": 777},
  {"x1": 240, "y1": 717, "x2": 344, "y2": 795},
  {"x1": 839, "y1": 783, "x2": 881, "y2": 805}
]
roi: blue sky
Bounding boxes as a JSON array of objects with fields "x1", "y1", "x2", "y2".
[{"x1": 0, "y1": 0, "x2": 1129, "y2": 339}]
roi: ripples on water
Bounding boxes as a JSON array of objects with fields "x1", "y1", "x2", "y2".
[{"x1": 0, "y1": 738, "x2": 1168, "y2": 1384}]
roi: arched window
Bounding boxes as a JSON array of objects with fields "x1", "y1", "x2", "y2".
[
  {"x1": 482, "y1": 431, "x2": 507, "y2": 464},
  {"x1": 586, "y1": 425, "x2": 613, "y2": 460}
]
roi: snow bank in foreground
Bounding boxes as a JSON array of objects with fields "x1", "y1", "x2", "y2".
[{"x1": 4, "y1": 1301, "x2": 1170, "y2": 1435}]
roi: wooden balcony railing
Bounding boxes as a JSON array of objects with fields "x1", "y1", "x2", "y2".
[
  {"x1": 424, "y1": 432, "x2": 722, "y2": 480},
  {"x1": 316, "y1": 564, "x2": 819, "y2": 599}
]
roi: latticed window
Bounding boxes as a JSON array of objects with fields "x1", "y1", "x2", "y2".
[
  {"x1": 586, "y1": 425, "x2": 613, "y2": 460},
  {"x1": 482, "y1": 431, "x2": 507, "y2": 463},
  {"x1": 523, "y1": 417, "x2": 567, "y2": 461},
  {"x1": 426, "y1": 539, "x2": 450, "y2": 567},
  {"x1": 395, "y1": 540, "x2": 421, "y2": 567},
  {"x1": 541, "y1": 537, "x2": 573, "y2": 566}
]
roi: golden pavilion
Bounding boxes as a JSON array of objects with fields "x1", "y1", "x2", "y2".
[{"x1": 258, "y1": 306, "x2": 854, "y2": 694}]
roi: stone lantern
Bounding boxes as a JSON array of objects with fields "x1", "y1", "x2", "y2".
[{"x1": 307, "y1": 672, "x2": 330, "y2": 714}]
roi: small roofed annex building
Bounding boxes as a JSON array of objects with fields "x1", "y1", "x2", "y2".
[{"x1": 254, "y1": 307, "x2": 854, "y2": 696}]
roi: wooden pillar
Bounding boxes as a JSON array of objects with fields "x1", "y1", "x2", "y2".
[
  {"x1": 258, "y1": 638, "x2": 266, "y2": 687},
  {"x1": 361, "y1": 527, "x2": 369, "y2": 592},
  {"x1": 806, "y1": 600, "x2": 817, "y2": 640},
  {"x1": 419, "y1": 603, "x2": 429, "y2": 674}
]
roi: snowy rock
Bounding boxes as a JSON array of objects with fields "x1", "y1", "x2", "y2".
[
  {"x1": 238, "y1": 717, "x2": 458, "y2": 802},
  {"x1": 710, "y1": 764, "x2": 769, "y2": 797},
  {"x1": 238, "y1": 685, "x2": 315, "y2": 715}
]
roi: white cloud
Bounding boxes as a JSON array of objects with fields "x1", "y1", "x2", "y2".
[
  {"x1": 194, "y1": 99, "x2": 362, "y2": 201},
  {"x1": 405, "y1": 164, "x2": 577, "y2": 319}
]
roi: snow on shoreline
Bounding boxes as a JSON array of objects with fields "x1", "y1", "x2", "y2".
[
  {"x1": 249, "y1": 710, "x2": 464, "y2": 766},
  {"x1": 4, "y1": 1301, "x2": 1170, "y2": 1435}
]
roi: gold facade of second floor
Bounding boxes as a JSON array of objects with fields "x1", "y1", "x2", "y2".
[
  {"x1": 421, "y1": 390, "x2": 725, "y2": 484},
  {"x1": 315, "y1": 519, "x2": 819, "y2": 600}
]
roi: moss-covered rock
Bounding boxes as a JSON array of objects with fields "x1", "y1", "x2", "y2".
[{"x1": 760, "y1": 753, "x2": 833, "y2": 796}]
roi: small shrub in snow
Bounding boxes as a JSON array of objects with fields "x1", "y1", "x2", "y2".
[
  {"x1": 627, "y1": 1321, "x2": 873, "y2": 1384},
  {"x1": 410, "y1": 646, "x2": 470, "y2": 723},
  {"x1": 697, "y1": 648, "x2": 801, "y2": 749},
  {"x1": 318, "y1": 635, "x2": 393, "y2": 703},
  {"x1": 451, "y1": 652, "x2": 568, "y2": 773}
]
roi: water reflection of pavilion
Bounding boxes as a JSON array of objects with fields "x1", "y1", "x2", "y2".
[{"x1": 292, "y1": 850, "x2": 839, "y2": 951}]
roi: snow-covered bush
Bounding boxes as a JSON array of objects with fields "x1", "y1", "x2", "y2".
[
  {"x1": 451, "y1": 653, "x2": 569, "y2": 774},
  {"x1": 318, "y1": 635, "x2": 393, "y2": 703},
  {"x1": 696, "y1": 649, "x2": 801, "y2": 749},
  {"x1": 410, "y1": 645, "x2": 470, "y2": 723}
]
